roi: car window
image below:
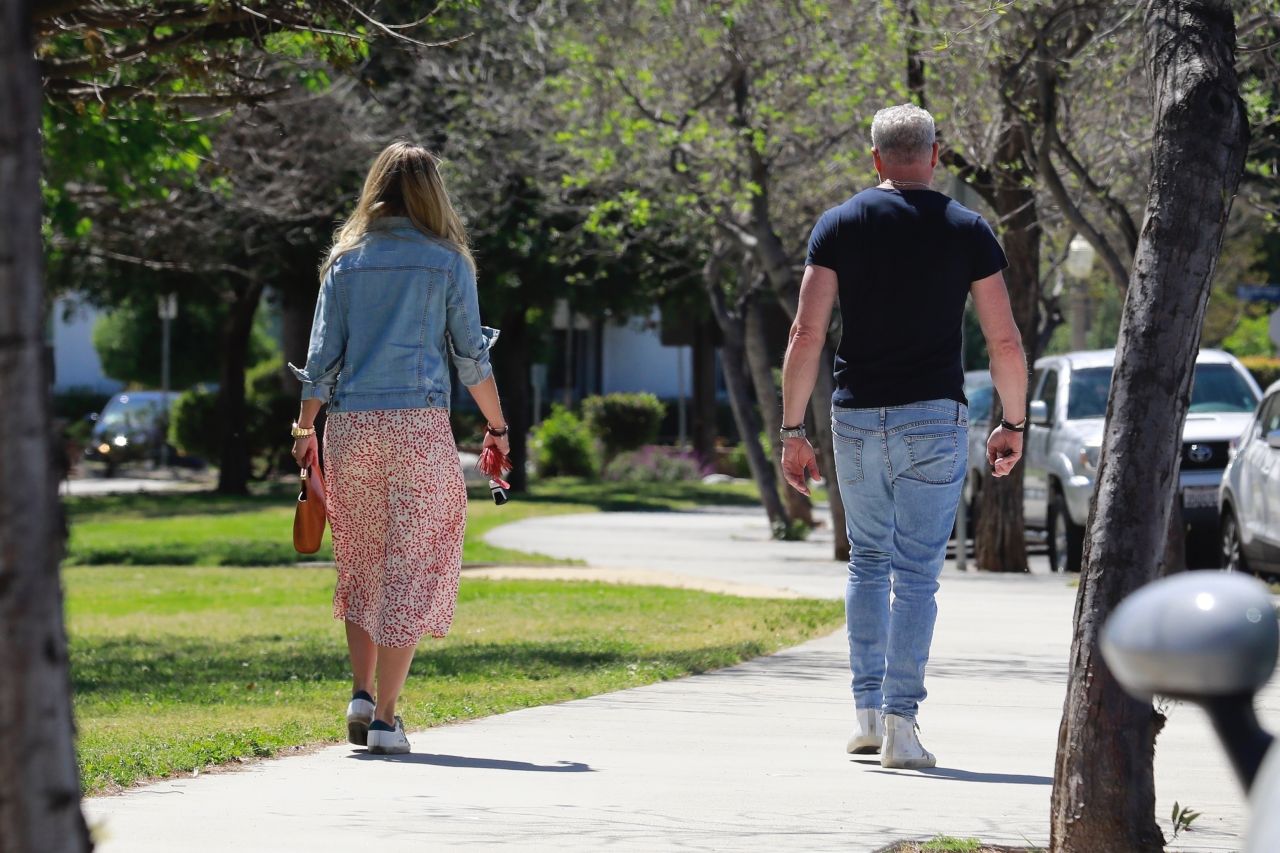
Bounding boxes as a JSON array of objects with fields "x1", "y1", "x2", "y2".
[
  {"x1": 1039, "y1": 370, "x2": 1059, "y2": 423},
  {"x1": 98, "y1": 396, "x2": 164, "y2": 432},
  {"x1": 968, "y1": 384, "x2": 994, "y2": 423},
  {"x1": 1260, "y1": 393, "x2": 1280, "y2": 436},
  {"x1": 1188, "y1": 364, "x2": 1260, "y2": 414},
  {"x1": 1063, "y1": 362, "x2": 1260, "y2": 421},
  {"x1": 1067, "y1": 367, "x2": 1112, "y2": 420}
]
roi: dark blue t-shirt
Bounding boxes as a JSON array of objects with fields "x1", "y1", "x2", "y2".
[{"x1": 806, "y1": 187, "x2": 1007, "y2": 409}]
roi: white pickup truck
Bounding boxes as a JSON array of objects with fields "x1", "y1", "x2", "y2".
[{"x1": 1022, "y1": 349, "x2": 1261, "y2": 572}]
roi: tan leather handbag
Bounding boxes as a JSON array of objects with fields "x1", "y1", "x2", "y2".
[{"x1": 293, "y1": 461, "x2": 328, "y2": 554}]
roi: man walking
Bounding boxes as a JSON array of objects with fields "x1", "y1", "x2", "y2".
[{"x1": 779, "y1": 104, "x2": 1028, "y2": 769}]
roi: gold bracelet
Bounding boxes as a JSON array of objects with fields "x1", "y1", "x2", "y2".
[{"x1": 290, "y1": 423, "x2": 316, "y2": 438}]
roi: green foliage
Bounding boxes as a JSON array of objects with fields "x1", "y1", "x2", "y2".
[
  {"x1": 1170, "y1": 801, "x2": 1202, "y2": 840},
  {"x1": 91, "y1": 296, "x2": 275, "y2": 389},
  {"x1": 582, "y1": 392, "x2": 666, "y2": 457},
  {"x1": 245, "y1": 359, "x2": 297, "y2": 477},
  {"x1": 1223, "y1": 313, "x2": 1277, "y2": 357},
  {"x1": 1241, "y1": 356, "x2": 1280, "y2": 391},
  {"x1": 91, "y1": 300, "x2": 221, "y2": 389},
  {"x1": 603, "y1": 446, "x2": 706, "y2": 483},
  {"x1": 920, "y1": 838, "x2": 983, "y2": 853},
  {"x1": 168, "y1": 386, "x2": 220, "y2": 462},
  {"x1": 532, "y1": 405, "x2": 600, "y2": 478},
  {"x1": 67, "y1": 568, "x2": 842, "y2": 793}
]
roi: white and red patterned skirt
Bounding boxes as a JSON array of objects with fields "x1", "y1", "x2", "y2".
[{"x1": 323, "y1": 408, "x2": 467, "y2": 647}]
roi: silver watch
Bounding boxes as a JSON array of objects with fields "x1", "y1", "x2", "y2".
[{"x1": 779, "y1": 424, "x2": 807, "y2": 440}]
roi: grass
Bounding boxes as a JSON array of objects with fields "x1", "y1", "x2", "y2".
[
  {"x1": 64, "y1": 477, "x2": 761, "y2": 567},
  {"x1": 68, "y1": 567, "x2": 841, "y2": 795},
  {"x1": 878, "y1": 838, "x2": 1034, "y2": 853}
]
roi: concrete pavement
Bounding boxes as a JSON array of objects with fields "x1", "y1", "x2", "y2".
[{"x1": 85, "y1": 505, "x2": 1279, "y2": 851}]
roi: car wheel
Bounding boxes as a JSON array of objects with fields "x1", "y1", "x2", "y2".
[
  {"x1": 1221, "y1": 508, "x2": 1249, "y2": 574},
  {"x1": 1048, "y1": 487, "x2": 1084, "y2": 573}
]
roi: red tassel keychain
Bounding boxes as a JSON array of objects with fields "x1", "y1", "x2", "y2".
[{"x1": 478, "y1": 447, "x2": 512, "y2": 505}]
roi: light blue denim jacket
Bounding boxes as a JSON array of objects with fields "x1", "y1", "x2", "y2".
[{"x1": 288, "y1": 217, "x2": 498, "y2": 411}]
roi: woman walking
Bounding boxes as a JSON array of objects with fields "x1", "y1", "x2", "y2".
[{"x1": 288, "y1": 142, "x2": 509, "y2": 755}]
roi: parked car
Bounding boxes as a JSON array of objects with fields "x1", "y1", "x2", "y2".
[
  {"x1": 82, "y1": 390, "x2": 188, "y2": 476},
  {"x1": 1024, "y1": 349, "x2": 1261, "y2": 572},
  {"x1": 957, "y1": 372, "x2": 994, "y2": 537},
  {"x1": 1220, "y1": 379, "x2": 1280, "y2": 577}
]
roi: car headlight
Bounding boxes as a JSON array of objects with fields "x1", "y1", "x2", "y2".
[
  {"x1": 113, "y1": 435, "x2": 128, "y2": 447},
  {"x1": 97, "y1": 443, "x2": 111, "y2": 455},
  {"x1": 1079, "y1": 444, "x2": 1101, "y2": 474}
]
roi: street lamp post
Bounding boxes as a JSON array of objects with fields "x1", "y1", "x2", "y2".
[
  {"x1": 158, "y1": 293, "x2": 178, "y2": 470},
  {"x1": 1065, "y1": 235, "x2": 1097, "y2": 351}
]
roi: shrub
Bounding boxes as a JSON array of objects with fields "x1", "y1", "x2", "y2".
[
  {"x1": 603, "y1": 445, "x2": 709, "y2": 483},
  {"x1": 245, "y1": 359, "x2": 297, "y2": 476},
  {"x1": 1241, "y1": 356, "x2": 1280, "y2": 393},
  {"x1": 582, "y1": 392, "x2": 666, "y2": 457},
  {"x1": 532, "y1": 405, "x2": 599, "y2": 477},
  {"x1": 168, "y1": 386, "x2": 221, "y2": 461}
]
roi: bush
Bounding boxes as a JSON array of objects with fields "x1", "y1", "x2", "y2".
[
  {"x1": 603, "y1": 446, "x2": 709, "y2": 483},
  {"x1": 1241, "y1": 356, "x2": 1280, "y2": 392},
  {"x1": 582, "y1": 392, "x2": 666, "y2": 457},
  {"x1": 168, "y1": 386, "x2": 220, "y2": 461},
  {"x1": 532, "y1": 405, "x2": 600, "y2": 477},
  {"x1": 245, "y1": 359, "x2": 297, "y2": 476}
]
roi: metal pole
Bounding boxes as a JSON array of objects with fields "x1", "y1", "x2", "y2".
[
  {"x1": 676, "y1": 345, "x2": 688, "y2": 449},
  {"x1": 159, "y1": 294, "x2": 175, "y2": 470}
]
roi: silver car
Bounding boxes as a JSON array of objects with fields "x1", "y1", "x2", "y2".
[
  {"x1": 1220, "y1": 379, "x2": 1280, "y2": 576},
  {"x1": 1024, "y1": 349, "x2": 1260, "y2": 572}
]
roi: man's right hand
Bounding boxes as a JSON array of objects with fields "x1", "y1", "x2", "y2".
[
  {"x1": 986, "y1": 425, "x2": 1024, "y2": 478},
  {"x1": 782, "y1": 437, "x2": 822, "y2": 495}
]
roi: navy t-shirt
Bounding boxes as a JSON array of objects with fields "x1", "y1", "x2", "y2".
[{"x1": 806, "y1": 188, "x2": 1008, "y2": 409}]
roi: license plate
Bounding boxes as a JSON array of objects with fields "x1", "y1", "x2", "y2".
[{"x1": 1183, "y1": 486, "x2": 1218, "y2": 509}]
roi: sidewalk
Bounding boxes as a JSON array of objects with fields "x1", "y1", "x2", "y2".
[{"x1": 84, "y1": 506, "x2": 1278, "y2": 851}]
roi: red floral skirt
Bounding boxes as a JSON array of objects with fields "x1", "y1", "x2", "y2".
[{"x1": 323, "y1": 408, "x2": 466, "y2": 647}]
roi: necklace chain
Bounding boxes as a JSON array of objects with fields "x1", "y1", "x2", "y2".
[{"x1": 885, "y1": 178, "x2": 932, "y2": 190}]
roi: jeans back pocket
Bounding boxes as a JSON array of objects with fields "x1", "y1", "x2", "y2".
[{"x1": 903, "y1": 431, "x2": 960, "y2": 485}]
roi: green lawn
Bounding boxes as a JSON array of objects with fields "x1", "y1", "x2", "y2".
[
  {"x1": 68, "y1": 567, "x2": 841, "y2": 794},
  {"x1": 64, "y1": 477, "x2": 761, "y2": 567}
]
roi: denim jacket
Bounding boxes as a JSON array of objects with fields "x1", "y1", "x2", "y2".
[{"x1": 288, "y1": 217, "x2": 498, "y2": 411}]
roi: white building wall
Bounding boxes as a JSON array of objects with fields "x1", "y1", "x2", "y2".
[
  {"x1": 51, "y1": 297, "x2": 122, "y2": 393},
  {"x1": 601, "y1": 311, "x2": 692, "y2": 398}
]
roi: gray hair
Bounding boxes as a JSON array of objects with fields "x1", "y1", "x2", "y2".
[{"x1": 871, "y1": 104, "x2": 936, "y2": 164}]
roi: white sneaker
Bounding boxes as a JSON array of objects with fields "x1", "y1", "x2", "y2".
[
  {"x1": 881, "y1": 713, "x2": 936, "y2": 769},
  {"x1": 367, "y1": 716, "x2": 410, "y2": 755},
  {"x1": 346, "y1": 696, "x2": 375, "y2": 746},
  {"x1": 846, "y1": 708, "x2": 884, "y2": 754}
]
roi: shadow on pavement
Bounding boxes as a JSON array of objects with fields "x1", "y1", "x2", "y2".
[
  {"x1": 867, "y1": 766, "x2": 1051, "y2": 785},
  {"x1": 347, "y1": 752, "x2": 595, "y2": 772}
]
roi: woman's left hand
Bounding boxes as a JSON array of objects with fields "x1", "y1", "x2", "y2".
[
  {"x1": 482, "y1": 429, "x2": 510, "y2": 458},
  {"x1": 292, "y1": 434, "x2": 318, "y2": 468}
]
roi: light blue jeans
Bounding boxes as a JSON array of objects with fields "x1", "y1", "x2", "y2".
[{"x1": 832, "y1": 399, "x2": 968, "y2": 720}]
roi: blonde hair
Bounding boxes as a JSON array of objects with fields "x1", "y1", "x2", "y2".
[{"x1": 321, "y1": 141, "x2": 473, "y2": 278}]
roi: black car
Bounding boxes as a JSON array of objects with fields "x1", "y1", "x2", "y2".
[{"x1": 83, "y1": 391, "x2": 186, "y2": 475}]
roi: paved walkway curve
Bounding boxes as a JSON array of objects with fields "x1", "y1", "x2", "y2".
[{"x1": 86, "y1": 506, "x2": 1277, "y2": 851}]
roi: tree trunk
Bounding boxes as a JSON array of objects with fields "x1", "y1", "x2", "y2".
[
  {"x1": 1051, "y1": 3, "x2": 1247, "y2": 850},
  {"x1": 216, "y1": 280, "x2": 265, "y2": 495},
  {"x1": 493, "y1": 306, "x2": 531, "y2": 492},
  {"x1": 810, "y1": 348, "x2": 850, "y2": 562},
  {"x1": 744, "y1": 295, "x2": 813, "y2": 526},
  {"x1": 0, "y1": 2, "x2": 94, "y2": 848},
  {"x1": 705, "y1": 259, "x2": 789, "y2": 530},
  {"x1": 280, "y1": 275, "x2": 319, "y2": 398},
  {"x1": 691, "y1": 316, "x2": 719, "y2": 464},
  {"x1": 972, "y1": 116, "x2": 1039, "y2": 573}
]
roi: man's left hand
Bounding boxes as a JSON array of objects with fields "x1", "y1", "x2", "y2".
[{"x1": 781, "y1": 437, "x2": 822, "y2": 496}]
